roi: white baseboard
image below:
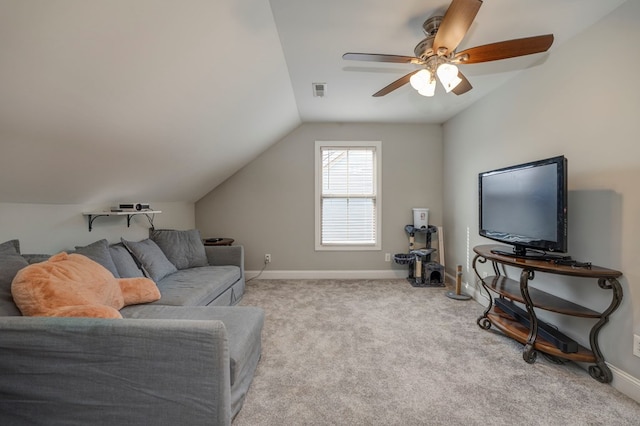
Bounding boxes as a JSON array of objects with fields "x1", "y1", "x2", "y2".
[
  {"x1": 607, "y1": 363, "x2": 640, "y2": 403},
  {"x1": 245, "y1": 269, "x2": 407, "y2": 280}
]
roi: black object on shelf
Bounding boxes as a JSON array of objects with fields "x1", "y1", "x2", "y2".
[{"x1": 494, "y1": 298, "x2": 579, "y2": 353}]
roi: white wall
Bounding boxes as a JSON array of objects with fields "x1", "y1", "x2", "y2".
[
  {"x1": 443, "y1": 0, "x2": 640, "y2": 397},
  {"x1": 196, "y1": 122, "x2": 443, "y2": 274},
  {"x1": 0, "y1": 202, "x2": 195, "y2": 253}
]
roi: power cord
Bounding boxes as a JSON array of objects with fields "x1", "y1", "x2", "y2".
[
  {"x1": 471, "y1": 278, "x2": 491, "y2": 303},
  {"x1": 143, "y1": 212, "x2": 155, "y2": 227},
  {"x1": 246, "y1": 262, "x2": 268, "y2": 282}
]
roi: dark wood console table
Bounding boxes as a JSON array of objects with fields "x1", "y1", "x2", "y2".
[
  {"x1": 203, "y1": 238, "x2": 234, "y2": 247},
  {"x1": 473, "y1": 244, "x2": 622, "y2": 383}
]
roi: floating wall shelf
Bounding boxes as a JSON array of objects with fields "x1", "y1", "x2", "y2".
[{"x1": 82, "y1": 210, "x2": 161, "y2": 232}]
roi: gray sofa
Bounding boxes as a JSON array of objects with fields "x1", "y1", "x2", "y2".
[{"x1": 0, "y1": 231, "x2": 264, "y2": 426}]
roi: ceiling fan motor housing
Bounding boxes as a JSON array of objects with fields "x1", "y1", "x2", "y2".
[
  {"x1": 414, "y1": 16, "x2": 444, "y2": 60},
  {"x1": 422, "y1": 16, "x2": 443, "y2": 36},
  {"x1": 414, "y1": 36, "x2": 434, "y2": 60}
]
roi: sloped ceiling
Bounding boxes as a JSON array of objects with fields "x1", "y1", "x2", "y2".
[
  {"x1": 0, "y1": 0, "x2": 300, "y2": 204},
  {"x1": 0, "y1": 0, "x2": 628, "y2": 204}
]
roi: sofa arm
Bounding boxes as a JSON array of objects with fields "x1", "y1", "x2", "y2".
[
  {"x1": 0, "y1": 316, "x2": 232, "y2": 426},
  {"x1": 205, "y1": 245, "x2": 244, "y2": 270}
]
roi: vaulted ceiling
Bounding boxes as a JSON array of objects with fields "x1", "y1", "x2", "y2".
[{"x1": 0, "y1": 0, "x2": 628, "y2": 204}]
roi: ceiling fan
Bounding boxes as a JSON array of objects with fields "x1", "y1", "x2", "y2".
[{"x1": 343, "y1": 0, "x2": 553, "y2": 97}]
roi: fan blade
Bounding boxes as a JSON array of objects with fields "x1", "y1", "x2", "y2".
[
  {"x1": 452, "y1": 71, "x2": 472, "y2": 95},
  {"x1": 454, "y1": 34, "x2": 554, "y2": 64},
  {"x1": 343, "y1": 52, "x2": 423, "y2": 64},
  {"x1": 433, "y1": 0, "x2": 482, "y2": 55},
  {"x1": 373, "y1": 70, "x2": 420, "y2": 97}
]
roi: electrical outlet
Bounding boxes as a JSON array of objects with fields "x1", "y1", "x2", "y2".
[
  {"x1": 633, "y1": 334, "x2": 640, "y2": 358},
  {"x1": 385, "y1": 253, "x2": 391, "y2": 262},
  {"x1": 264, "y1": 254, "x2": 271, "y2": 264}
]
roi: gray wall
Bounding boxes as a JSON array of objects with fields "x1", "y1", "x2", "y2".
[
  {"x1": 443, "y1": 0, "x2": 640, "y2": 396},
  {"x1": 0, "y1": 202, "x2": 195, "y2": 253},
  {"x1": 196, "y1": 122, "x2": 443, "y2": 274}
]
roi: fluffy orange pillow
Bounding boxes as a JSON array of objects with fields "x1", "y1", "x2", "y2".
[{"x1": 11, "y1": 252, "x2": 161, "y2": 318}]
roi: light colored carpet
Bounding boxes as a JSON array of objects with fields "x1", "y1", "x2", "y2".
[{"x1": 233, "y1": 279, "x2": 640, "y2": 425}]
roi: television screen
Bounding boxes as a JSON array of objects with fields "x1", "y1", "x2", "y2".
[{"x1": 479, "y1": 156, "x2": 568, "y2": 258}]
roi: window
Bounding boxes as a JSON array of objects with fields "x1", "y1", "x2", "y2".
[{"x1": 315, "y1": 141, "x2": 381, "y2": 251}]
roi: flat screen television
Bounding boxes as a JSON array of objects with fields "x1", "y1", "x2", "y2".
[{"x1": 478, "y1": 155, "x2": 568, "y2": 259}]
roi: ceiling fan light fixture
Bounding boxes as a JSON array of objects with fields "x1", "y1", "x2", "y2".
[
  {"x1": 418, "y1": 75, "x2": 436, "y2": 97},
  {"x1": 410, "y1": 69, "x2": 435, "y2": 96},
  {"x1": 418, "y1": 82, "x2": 436, "y2": 97},
  {"x1": 437, "y1": 63, "x2": 461, "y2": 93},
  {"x1": 409, "y1": 69, "x2": 431, "y2": 91}
]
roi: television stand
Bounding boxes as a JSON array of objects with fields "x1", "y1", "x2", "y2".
[{"x1": 473, "y1": 244, "x2": 623, "y2": 383}]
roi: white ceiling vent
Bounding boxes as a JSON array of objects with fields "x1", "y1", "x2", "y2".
[{"x1": 312, "y1": 82, "x2": 327, "y2": 97}]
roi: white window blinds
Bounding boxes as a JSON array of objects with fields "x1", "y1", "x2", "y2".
[{"x1": 315, "y1": 142, "x2": 381, "y2": 250}]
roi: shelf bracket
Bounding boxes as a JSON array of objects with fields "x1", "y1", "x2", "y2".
[{"x1": 86, "y1": 214, "x2": 108, "y2": 232}]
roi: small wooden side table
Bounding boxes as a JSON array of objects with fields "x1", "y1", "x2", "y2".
[{"x1": 203, "y1": 238, "x2": 234, "y2": 246}]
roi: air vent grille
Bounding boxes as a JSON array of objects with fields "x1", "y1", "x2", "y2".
[{"x1": 312, "y1": 82, "x2": 327, "y2": 97}]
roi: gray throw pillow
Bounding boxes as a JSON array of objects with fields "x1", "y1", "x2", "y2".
[
  {"x1": 121, "y1": 238, "x2": 177, "y2": 282},
  {"x1": 0, "y1": 239, "x2": 27, "y2": 316},
  {"x1": 75, "y1": 239, "x2": 120, "y2": 278},
  {"x1": 109, "y1": 243, "x2": 145, "y2": 278},
  {"x1": 150, "y1": 229, "x2": 208, "y2": 270},
  {"x1": 0, "y1": 239, "x2": 20, "y2": 255}
]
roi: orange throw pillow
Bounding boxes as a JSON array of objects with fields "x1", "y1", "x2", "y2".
[{"x1": 11, "y1": 252, "x2": 160, "y2": 318}]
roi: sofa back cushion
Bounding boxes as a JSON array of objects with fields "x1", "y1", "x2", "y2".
[
  {"x1": 23, "y1": 254, "x2": 52, "y2": 264},
  {"x1": 0, "y1": 240, "x2": 28, "y2": 316},
  {"x1": 109, "y1": 243, "x2": 145, "y2": 278},
  {"x1": 74, "y1": 239, "x2": 121, "y2": 278},
  {"x1": 121, "y1": 238, "x2": 177, "y2": 283},
  {"x1": 150, "y1": 229, "x2": 208, "y2": 270}
]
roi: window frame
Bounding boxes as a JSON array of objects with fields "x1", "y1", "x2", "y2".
[{"x1": 314, "y1": 140, "x2": 382, "y2": 251}]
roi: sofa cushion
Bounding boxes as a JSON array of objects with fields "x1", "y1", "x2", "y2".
[
  {"x1": 121, "y1": 238, "x2": 177, "y2": 283},
  {"x1": 151, "y1": 266, "x2": 241, "y2": 307},
  {"x1": 109, "y1": 243, "x2": 145, "y2": 278},
  {"x1": 150, "y1": 229, "x2": 208, "y2": 270},
  {"x1": 0, "y1": 240, "x2": 27, "y2": 316},
  {"x1": 119, "y1": 304, "x2": 264, "y2": 417},
  {"x1": 23, "y1": 254, "x2": 51, "y2": 264},
  {"x1": 75, "y1": 239, "x2": 120, "y2": 278}
]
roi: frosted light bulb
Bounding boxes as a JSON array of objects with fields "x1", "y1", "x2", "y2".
[
  {"x1": 437, "y1": 63, "x2": 461, "y2": 93},
  {"x1": 410, "y1": 69, "x2": 431, "y2": 91},
  {"x1": 418, "y1": 78, "x2": 436, "y2": 97}
]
